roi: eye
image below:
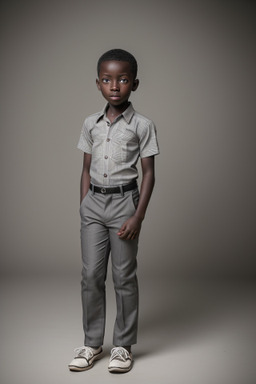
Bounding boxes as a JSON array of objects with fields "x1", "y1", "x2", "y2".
[
  {"x1": 120, "y1": 78, "x2": 128, "y2": 84},
  {"x1": 102, "y1": 78, "x2": 110, "y2": 83}
]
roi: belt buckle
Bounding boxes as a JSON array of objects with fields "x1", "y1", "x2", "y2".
[{"x1": 100, "y1": 187, "x2": 107, "y2": 194}]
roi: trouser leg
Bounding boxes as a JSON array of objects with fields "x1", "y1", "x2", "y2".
[
  {"x1": 108, "y1": 189, "x2": 140, "y2": 346},
  {"x1": 80, "y1": 193, "x2": 110, "y2": 347},
  {"x1": 110, "y1": 228, "x2": 139, "y2": 346}
]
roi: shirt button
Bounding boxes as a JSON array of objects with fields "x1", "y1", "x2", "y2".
[
  {"x1": 106, "y1": 138, "x2": 110, "y2": 142},
  {"x1": 104, "y1": 173, "x2": 107, "y2": 178},
  {"x1": 104, "y1": 155, "x2": 108, "y2": 159}
]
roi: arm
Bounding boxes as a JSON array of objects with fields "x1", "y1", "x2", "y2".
[
  {"x1": 118, "y1": 156, "x2": 155, "y2": 240},
  {"x1": 80, "y1": 152, "x2": 92, "y2": 204}
]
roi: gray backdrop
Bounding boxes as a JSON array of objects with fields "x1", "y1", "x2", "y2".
[{"x1": 1, "y1": 0, "x2": 255, "y2": 280}]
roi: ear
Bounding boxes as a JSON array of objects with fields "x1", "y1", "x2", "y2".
[
  {"x1": 132, "y1": 79, "x2": 139, "y2": 92},
  {"x1": 96, "y1": 78, "x2": 101, "y2": 90}
]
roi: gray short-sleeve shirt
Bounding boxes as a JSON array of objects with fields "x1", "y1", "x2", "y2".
[{"x1": 77, "y1": 103, "x2": 159, "y2": 186}]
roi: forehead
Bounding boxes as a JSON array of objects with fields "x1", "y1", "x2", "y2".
[{"x1": 99, "y1": 60, "x2": 133, "y2": 75}]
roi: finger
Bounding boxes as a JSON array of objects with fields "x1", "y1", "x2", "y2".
[
  {"x1": 118, "y1": 230, "x2": 128, "y2": 239},
  {"x1": 117, "y1": 229, "x2": 124, "y2": 235},
  {"x1": 122, "y1": 228, "x2": 133, "y2": 240},
  {"x1": 117, "y1": 225, "x2": 126, "y2": 236},
  {"x1": 131, "y1": 232, "x2": 138, "y2": 240},
  {"x1": 127, "y1": 231, "x2": 137, "y2": 240}
]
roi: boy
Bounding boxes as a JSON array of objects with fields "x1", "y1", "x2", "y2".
[{"x1": 69, "y1": 49, "x2": 159, "y2": 373}]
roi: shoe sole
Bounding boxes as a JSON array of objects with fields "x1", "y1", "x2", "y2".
[
  {"x1": 108, "y1": 360, "x2": 133, "y2": 373},
  {"x1": 69, "y1": 350, "x2": 103, "y2": 371}
]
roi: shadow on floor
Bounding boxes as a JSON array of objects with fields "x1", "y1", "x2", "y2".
[{"x1": 135, "y1": 277, "x2": 255, "y2": 358}]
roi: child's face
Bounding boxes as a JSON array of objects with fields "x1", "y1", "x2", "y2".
[{"x1": 96, "y1": 60, "x2": 139, "y2": 107}]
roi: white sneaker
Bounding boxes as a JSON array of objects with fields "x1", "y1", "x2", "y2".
[
  {"x1": 69, "y1": 346, "x2": 103, "y2": 371},
  {"x1": 108, "y1": 347, "x2": 133, "y2": 373}
]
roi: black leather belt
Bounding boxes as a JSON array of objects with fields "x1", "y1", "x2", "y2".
[{"x1": 90, "y1": 181, "x2": 137, "y2": 194}]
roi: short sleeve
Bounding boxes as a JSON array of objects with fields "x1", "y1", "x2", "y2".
[
  {"x1": 77, "y1": 119, "x2": 93, "y2": 154},
  {"x1": 139, "y1": 121, "x2": 160, "y2": 158}
]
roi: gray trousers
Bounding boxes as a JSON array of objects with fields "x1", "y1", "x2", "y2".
[{"x1": 80, "y1": 186, "x2": 140, "y2": 347}]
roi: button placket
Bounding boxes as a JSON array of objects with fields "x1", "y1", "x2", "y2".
[{"x1": 103, "y1": 120, "x2": 111, "y2": 184}]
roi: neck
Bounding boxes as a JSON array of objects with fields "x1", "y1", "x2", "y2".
[{"x1": 107, "y1": 101, "x2": 130, "y2": 117}]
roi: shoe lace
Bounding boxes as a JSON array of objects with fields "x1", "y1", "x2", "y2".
[
  {"x1": 74, "y1": 346, "x2": 94, "y2": 360},
  {"x1": 110, "y1": 347, "x2": 129, "y2": 362}
]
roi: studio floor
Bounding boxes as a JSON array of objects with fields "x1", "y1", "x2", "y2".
[{"x1": 1, "y1": 275, "x2": 256, "y2": 384}]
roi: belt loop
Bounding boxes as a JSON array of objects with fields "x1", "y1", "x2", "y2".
[
  {"x1": 91, "y1": 183, "x2": 95, "y2": 195},
  {"x1": 120, "y1": 185, "x2": 124, "y2": 196}
]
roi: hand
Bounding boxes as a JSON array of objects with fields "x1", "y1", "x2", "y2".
[{"x1": 117, "y1": 215, "x2": 142, "y2": 240}]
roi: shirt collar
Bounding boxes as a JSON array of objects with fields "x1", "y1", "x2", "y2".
[{"x1": 96, "y1": 102, "x2": 135, "y2": 124}]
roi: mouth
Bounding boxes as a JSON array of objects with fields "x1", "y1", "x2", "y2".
[{"x1": 110, "y1": 95, "x2": 121, "y2": 99}]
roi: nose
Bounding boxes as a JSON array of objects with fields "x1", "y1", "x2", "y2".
[{"x1": 111, "y1": 80, "x2": 119, "y2": 91}]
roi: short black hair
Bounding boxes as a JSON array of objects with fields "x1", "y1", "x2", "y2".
[{"x1": 97, "y1": 49, "x2": 138, "y2": 79}]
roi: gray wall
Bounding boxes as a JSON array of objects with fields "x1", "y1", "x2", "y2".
[{"x1": 1, "y1": 0, "x2": 255, "y2": 279}]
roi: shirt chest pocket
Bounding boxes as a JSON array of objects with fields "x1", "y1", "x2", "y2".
[{"x1": 110, "y1": 130, "x2": 138, "y2": 164}]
